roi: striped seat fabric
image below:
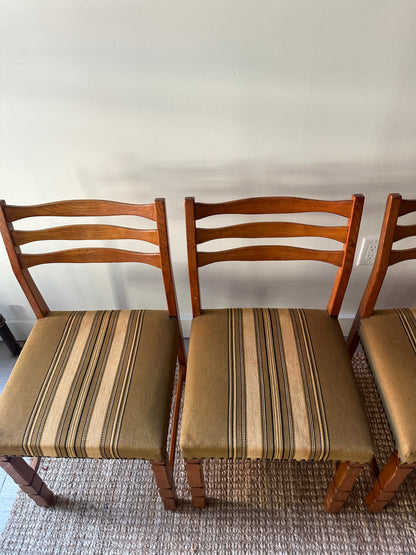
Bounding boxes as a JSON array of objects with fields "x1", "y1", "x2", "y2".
[
  {"x1": 181, "y1": 308, "x2": 373, "y2": 463},
  {"x1": 0, "y1": 310, "x2": 179, "y2": 461},
  {"x1": 360, "y1": 308, "x2": 416, "y2": 464}
]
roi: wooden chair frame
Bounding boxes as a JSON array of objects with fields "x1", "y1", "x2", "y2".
[
  {"x1": 0, "y1": 198, "x2": 186, "y2": 510},
  {"x1": 347, "y1": 193, "x2": 416, "y2": 512},
  {"x1": 184, "y1": 194, "x2": 367, "y2": 512}
]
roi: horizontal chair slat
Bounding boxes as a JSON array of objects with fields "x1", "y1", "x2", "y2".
[
  {"x1": 398, "y1": 199, "x2": 416, "y2": 217},
  {"x1": 194, "y1": 197, "x2": 353, "y2": 220},
  {"x1": 12, "y1": 225, "x2": 159, "y2": 246},
  {"x1": 393, "y1": 224, "x2": 416, "y2": 242},
  {"x1": 5, "y1": 200, "x2": 157, "y2": 222},
  {"x1": 389, "y1": 247, "x2": 416, "y2": 266},
  {"x1": 196, "y1": 222, "x2": 349, "y2": 244},
  {"x1": 197, "y1": 245, "x2": 344, "y2": 267},
  {"x1": 20, "y1": 248, "x2": 161, "y2": 269}
]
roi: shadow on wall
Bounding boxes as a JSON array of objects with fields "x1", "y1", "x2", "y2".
[
  {"x1": 76, "y1": 158, "x2": 416, "y2": 202},
  {"x1": 75, "y1": 157, "x2": 416, "y2": 309},
  {"x1": 1, "y1": 160, "x2": 416, "y2": 341}
]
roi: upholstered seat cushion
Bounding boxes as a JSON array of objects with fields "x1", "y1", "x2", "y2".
[
  {"x1": 181, "y1": 309, "x2": 373, "y2": 463},
  {"x1": 0, "y1": 310, "x2": 179, "y2": 461},
  {"x1": 360, "y1": 308, "x2": 416, "y2": 464}
]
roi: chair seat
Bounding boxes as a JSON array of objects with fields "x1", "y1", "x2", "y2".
[
  {"x1": 360, "y1": 308, "x2": 416, "y2": 464},
  {"x1": 0, "y1": 310, "x2": 179, "y2": 461},
  {"x1": 181, "y1": 308, "x2": 373, "y2": 463}
]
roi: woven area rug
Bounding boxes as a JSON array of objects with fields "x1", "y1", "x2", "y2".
[{"x1": 1, "y1": 354, "x2": 415, "y2": 554}]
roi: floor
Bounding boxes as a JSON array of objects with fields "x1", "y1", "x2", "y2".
[{"x1": 0, "y1": 342, "x2": 21, "y2": 535}]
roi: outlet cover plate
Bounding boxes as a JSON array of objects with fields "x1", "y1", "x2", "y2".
[{"x1": 357, "y1": 236, "x2": 379, "y2": 265}]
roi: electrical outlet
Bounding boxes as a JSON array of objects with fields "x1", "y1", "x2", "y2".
[{"x1": 357, "y1": 236, "x2": 379, "y2": 265}]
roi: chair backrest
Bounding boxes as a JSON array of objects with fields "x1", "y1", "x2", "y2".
[
  {"x1": 0, "y1": 198, "x2": 180, "y2": 322},
  {"x1": 185, "y1": 195, "x2": 364, "y2": 317},
  {"x1": 347, "y1": 193, "x2": 416, "y2": 354}
]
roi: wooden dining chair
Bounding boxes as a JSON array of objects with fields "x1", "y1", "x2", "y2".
[
  {"x1": 0, "y1": 198, "x2": 186, "y2": 510},
  {"x1": 181, "y1": 195, "x2": 374, "y2": 513},
  {"x1": 347, "y1": 193, "x2": 416, "y2": 512}
]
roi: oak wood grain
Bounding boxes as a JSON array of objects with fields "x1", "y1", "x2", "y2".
[
  {"x1": 13, "y1": 225, "x2": 159, "y2": 246},
  {"x1": 155, "y1": 198, "x2": 180, "y2": 318},
  {"x1": 0, "y1": 456, "x2": 54, "y2": 508},
  {"x1": 365, "y1": 451, "x2": 415, "y2": 512},
  {"x1": 184, "y1": 459, "x2": 206, "y2": 509},
  {"x1": 194, "y1": 197, "x2": 353, "y2": 219},
  {"x1": 196, "y1": 222, "x2": 349, "y2": 244},
  {"x1": 5, "y1": 199, "x2": 156, "y2": 221},
  {"x1": 324, "y1": 461, "x2": 364, "y2": 513},
  {"x1": 20, "y1": 248, "x2": 161, "y2": 269},
  {"x1": 389, "y1": 247, "x2": 416, "y2": 265},
  {"x1": 393, "y1": 224, "x2": 416, "y2": 242},
  {"x1": 327, "y1": 193, "x2": 364, "y2": 317},
  {"x1": 185, "y1": 198, "x2": 202, "y2": 317},
  {"x1": 398, "y1": 199, "x2": 416, "y2": 217},
  {"x1": 197, "y1": 245, "x2": 344, "y2": 267},
  {"x1": 150, "y1": 460, "x2": 177, "y2": 510},
  {"x1": 0, "y1": 201, "x2": 50, "y2": 317}
]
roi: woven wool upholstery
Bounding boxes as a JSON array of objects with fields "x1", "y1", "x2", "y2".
[
  {"x1": 0, "y1": 310, "x2": 179, "y2": 461},
  {"x1": 360, "y1": 308, "x2": 416, "y2": 464},
  {"x1": 181, "y1": 308, "x2": 373, "y2": 463}
]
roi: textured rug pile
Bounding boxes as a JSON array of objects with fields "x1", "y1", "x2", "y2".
[{"x1": 0, "y1": 354, "x2": 415, "y2": 554}]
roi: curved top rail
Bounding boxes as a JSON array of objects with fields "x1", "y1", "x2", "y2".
[
  {"x1": 5, "y1": 199, "x2": 157, "y2": 222},
  {"x1": 398, "y1": 199, "x2": 416, "y2": 217},
  {"x1": 393, "y1": 224, "x2": 416, "y2": 242},
  {"x1": 389, "y1": 247, "x2": 416, "y2": 266},
  {"x1": 192, "y1": 196, "x2": 357, "y2": 220}
]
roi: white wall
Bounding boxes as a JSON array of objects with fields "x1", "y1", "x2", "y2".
[{"x1": 1, "y1": 0, "x2": 416, "y2": 338}]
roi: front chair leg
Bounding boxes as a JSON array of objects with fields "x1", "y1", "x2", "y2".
[
  {"x1": 0, "y1": 455, "x2": 54, "y2": 507},
  {"x1": 150, "y1": 459, "x2": 177, "y2": 510},
  {"x1": 185, "y1": 459, "x2": 206, "y2": 508},
  {"x1": 324, "y1": 461, "x2": 365, "y2": 513},
  {"x1": 365, "y1": 451, "x2": 415, "y2": 513}
]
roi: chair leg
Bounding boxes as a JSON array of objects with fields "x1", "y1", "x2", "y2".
[
  {"x1": 324, "y1": 461, "x2": 365, "y2": 513},
  {"x1": 168, "y1": 361, "x2": 186, "y2": 469},
  {"x1": 150, "y1": 459, "x2": 177, "y2": 510},
  {"x1": 0, "y1": 455, "x2": 54, "y2": 507},
  {"x1": 365, "y1": 451, "x2": 415, "y2": 513},
  {"x1": 185, "y1": 459, "x2": 206, "y2": 508},
  {"x1": 31, "y1": 456, "x2": 41, "y2": 472}
]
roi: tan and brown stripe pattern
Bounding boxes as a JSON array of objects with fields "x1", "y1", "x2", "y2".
[
  {"x1": 395, "y1": 308, "x2": 416, "y2": 355},
  {"x1": 227, "y1": 308, "x2": 330, "y2": 461},
  {"x1": 22, "y1": 310, "x2": 146, "y2": 459}
]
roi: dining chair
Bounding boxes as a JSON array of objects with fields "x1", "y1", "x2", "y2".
[
  {"x1": 181, "y1": 195, "x2": 374, "y2": 513},
  {"x1": 0, "y1": 198, "x2": 186, "y2": 510},
  {"x1": 347, "y1": 193, "x2": 416, "y2": 512}
]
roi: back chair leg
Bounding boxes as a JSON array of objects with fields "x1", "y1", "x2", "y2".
[
  {"x1": 185, "y1": 459, "x2": 206, "y2": 508},
  {"x1": 324, "y1": 461, "x2": 365, "y2": 513},
  {"x1": 0, "y1": 455, "x2": 54, "y2": 507},
  {"x1": 31, "y1": 456, "x2": 41, "y2": 472},
  {"x1": 168, "y1": 361, "x2": 186, "y2": 469},
  {"x1": 150, "y1": 459, "x2": 177, "y2": 510},
  {"x1": 365, "y1": 450, "x2": 415, "y2": 513}
]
